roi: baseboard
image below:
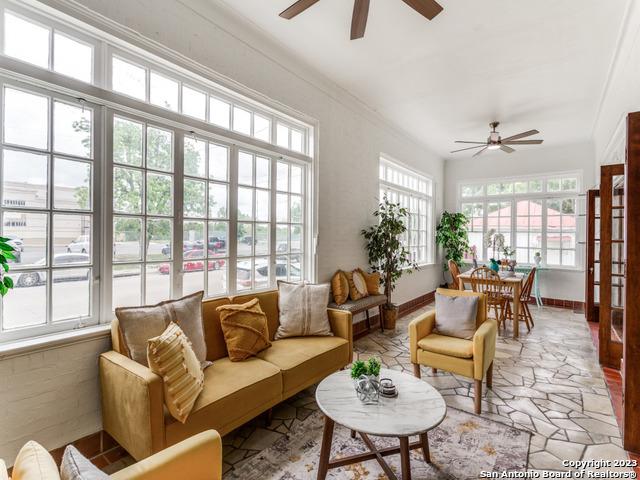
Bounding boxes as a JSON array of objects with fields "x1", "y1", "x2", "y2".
[{"x1": 533, "y1": 297, "x2": 585, "y2": 313}]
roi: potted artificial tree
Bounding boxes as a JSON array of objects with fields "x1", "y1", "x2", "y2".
[
  {"x1": 361, "y1": 196, "x2": 418, "y2": 330},
  {"x1": 435, "y1": 211, "x2": 470, "y2": 285}
]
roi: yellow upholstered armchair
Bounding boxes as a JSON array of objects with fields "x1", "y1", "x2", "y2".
[{"x1": 409, "y1": 288, "x2": 497, "y2": 414}]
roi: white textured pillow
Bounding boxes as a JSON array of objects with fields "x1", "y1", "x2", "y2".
[
  {"x1": 435, "y1": 293, "x2": 479, "y2": 340},
  {"x1": 275, "y1": 282, "x2": 333, "y2": 339},
  {"x1": 147, "y1": 322, "x2": 204, "y2": 423}
]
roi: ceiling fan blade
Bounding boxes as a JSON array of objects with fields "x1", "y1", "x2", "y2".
[
  {"x1": 454, "y1": 141, "x2": 487, "y2": 144},
  {"x1": 279, "y1": 0, "x2": 321, "y2": 19},
  {"x1": 501, "y1": 129, "x2": 539, "y2": 142},
  {"x1": 473, "y1": 147, "x2": 488, "y2": 157},
  {"x1": 401, "y1": 0, "x2": 443, "y2": 20},
  {"x1": 502, "y1": 139, "x2": 544, "y2": 145},
  {"x1": 351, "y1": 0, "x2": 370, "y2": 40},
  {"x1": 500, "y1": 145, "x2": 515, "y2": 154},
  {"x1": 450, "y1": 145, "x2": 487, "y2": 153}
]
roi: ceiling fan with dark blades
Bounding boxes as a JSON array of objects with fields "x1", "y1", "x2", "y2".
[
  {"x1": 450, "y1": 122, "x2": 544, "y2": 157},
  {"x1": 279, "y1": 0, "x2": 444, "y2": 40}
]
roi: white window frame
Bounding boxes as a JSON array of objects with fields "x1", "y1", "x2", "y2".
[
  {"x1": 0, "y1": 80, "x2": 102, "y2": 343},
  {"x1": 0, "y1": 0, "x2": 317, "y2": 345},
  {"x1": 379, "y1": 155, "x2": 434, "y2": 266},
  {"x1": 458, "y1": 171, "x2": 583, "y2": 270}
]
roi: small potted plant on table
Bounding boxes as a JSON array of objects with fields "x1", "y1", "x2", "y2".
[{"x1": 361, "y1": 196, "x2": 418, "y2": 330}]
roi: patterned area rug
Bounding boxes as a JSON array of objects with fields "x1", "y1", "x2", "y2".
[{"x1": 226, "y1": 407, "x2": 531, "y2": 479}]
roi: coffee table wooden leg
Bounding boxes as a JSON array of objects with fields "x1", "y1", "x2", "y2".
[
  {"x1": 419, "y1": 432, "x2": 431, "y2": 463},
  {"x1": 400, "y1": 436, "x2": 412, "y2": 480},
  {"x1": 317, "y1": 416, "x2": 335, "y2": 480},
  {"x1": 350, "y1": 429, "x2": 356, "y2": 439}
]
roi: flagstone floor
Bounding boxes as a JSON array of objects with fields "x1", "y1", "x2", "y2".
[{"x1": 215, "y1": 304, "x2": 629, "y2": 477}]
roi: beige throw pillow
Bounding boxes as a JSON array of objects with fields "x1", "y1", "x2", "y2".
[
  {"x1": 147, "y1": 323, "x2": 204, "y2": 424},
  {"x1": 275, "y1": 281, "x2": 333, "y2": 339},
  {"x1": 434, "y1": 292, "x2": 479, "y2": 340},
  {"x1": 116, "y1": 291, "x2": 209, "y2": 368},
  {"x1": 12, "y1": 441, "x2": 60, "y2": 480}
]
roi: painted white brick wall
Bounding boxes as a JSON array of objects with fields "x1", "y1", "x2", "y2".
[{"x1": 0, "y1": 336, "x2": 110, "y2": 464}]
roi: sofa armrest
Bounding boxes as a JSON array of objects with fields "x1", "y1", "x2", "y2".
[
  {"x1": 111, "y1": 430, "x2": 222, "y2": 480},
  {"x1": 408, "y1": 310, "x2": 436, "y2": 363},
  {"x1": 472, "y1": 319, "x2": 497, "y2": 380},
  {"x1": 99, "y1": 351, "x2": 165, "y2": 461},
  {"x1": 327, "y1": 308, "x2": 353, "y2": 363}
]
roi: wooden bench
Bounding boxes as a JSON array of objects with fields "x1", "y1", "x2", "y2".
[{"x1": 328, "y1": 294, "x2": 388, "y2": 332}]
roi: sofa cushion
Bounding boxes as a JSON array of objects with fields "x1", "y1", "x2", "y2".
[
  {"x1": 165, "y1": 356, "x2": 282, "y2": 444},
  {"x1": 232, "y1": 291, "x2": 280, "y2": 340},
  {"x1": 434, "y1": 292, "x2": 478, "y2": 340},
  {"x1": 202, "y1": 297, "x2": 231, "y2": 362},
  {"x1": 358, "y1": 269, "x2": 381, "y2": 295},
  {"x1": 417, "y1": 333, "x2": 474, "y2": 359},
  {"x1": 331, "y1": 271, "x2": 349, "y2": 305},
  {"x1": 60, "y1": 445, "x2": 109, "y2": 480},
  {"x1": 275, "y1": 282, "x2": 332, "y2": 339},
  {"x1": 115, "y1": 291, "x2": 209, "y2": 368},
  {"x1": 257, "y1": 336, "x2": 349, "y2": 395},
  {"x1": 12, "y1": 441, "x2": 60, "y2": 480},
  {"x1": 147, "y1": 323, "x2": 204, "y2": 423},
  {"x1": 217, "y1": 298, "x2": 272, "y2": 361}
]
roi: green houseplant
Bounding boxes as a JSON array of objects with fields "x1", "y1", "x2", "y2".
[
  {"x1": 0, "y1": 236, "x2": 16, "y2": 296},
  {"x1": 435, "y1": 211, "x2": 470, "y2": 277},
  {"x1": 361, "y1": 196, "x2": 418, "y2": 330}
]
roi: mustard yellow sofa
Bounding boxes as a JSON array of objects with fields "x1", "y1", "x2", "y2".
[
  {"x1": 409, "y1": 288, "x2": 496, "y2": 414},
  {"x1": 0, "y1": 430, "x2": 221, "y2": 480},
  {"x1": 100, "y1": 290, "x2": 352, "y2": 461}
]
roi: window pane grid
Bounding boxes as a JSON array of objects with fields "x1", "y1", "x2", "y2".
[
  {"x1": 1, "y1": 84, "x2": 95, "y2": 333},
  {"x1": 458, "y1": 176, "x2": 580, "y2": 267},
  {"x1": 184, "y1": 136, "x2": 230, "y2": 297},
  {"x1": 379, "y1": 159, "x2": 432, "y2": 265},
  {"x1": 112, "y1": 116, "x2": 174, "y2": 309}
]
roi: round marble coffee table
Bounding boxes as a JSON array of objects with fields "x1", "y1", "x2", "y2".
[{"x1": 315, "y1": 368, "x2": 446, "y2": 480}]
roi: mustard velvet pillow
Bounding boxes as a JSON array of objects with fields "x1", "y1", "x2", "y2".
[
  {"x1": 12, "y1": 441, "x2": 60, "y2": 480},
  {"x1": 358, "y1": 269, "x2": 381, "y2": 295},
  {"x1": 147, "y1": 322, "x2": 205, "y2": 424},
  {"x1": 217, "y1": 298, "x2": 272, "y2": 361},
  {"x1": 331, "y1": 270, "x2": 349, "y2": 305},
  {"x1": 347, "y1": 269, "x2": 369, "y2": 301}
]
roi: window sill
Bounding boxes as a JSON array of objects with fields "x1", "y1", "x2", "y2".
[{"x1": 0, "y1": 324, "x2": 111, "y2": 360}]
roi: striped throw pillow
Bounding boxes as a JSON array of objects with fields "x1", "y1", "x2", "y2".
[{"x1": 147, "y1": 323, "x2": 204, "y2": 423}]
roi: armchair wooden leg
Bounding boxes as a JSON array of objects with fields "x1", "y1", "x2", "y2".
[
  {"x1": 432, "y1": 367, "x2": 437, "y2": 375},
  {"x1": 486, "y1": 362, "x2": 493, "y2": 389},
  {"x1": 413, "y1": 363, "x2": 421, "y2": 378},
  {"x1": 474, "y1": 379, "x2": 482, "y2": 414}
]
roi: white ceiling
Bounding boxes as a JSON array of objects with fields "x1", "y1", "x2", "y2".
[{"x1": 216, "y1": 0, "x2": 627, "y2": 159}]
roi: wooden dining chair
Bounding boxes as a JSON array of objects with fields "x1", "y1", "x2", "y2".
[
  {"x1": 470, "y1": 267, "x2": 508, "y2": 330},
  {"x1": 503, "y1": 267, "x2": 536, "y2": 332},
  {"x1": 448, "y1": 259, "x2": 461, "y2": 290}
]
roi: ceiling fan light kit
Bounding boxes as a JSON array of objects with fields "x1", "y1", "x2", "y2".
[
  {"x1": 450, "y1": 122, "x2": 544, "y2": 157},
  {"x1": 279, "y1": 0, "x2": 444, "y2": 40}
]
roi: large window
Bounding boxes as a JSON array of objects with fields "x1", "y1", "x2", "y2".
[
  {"x1": 379, "y1": 157, "x2": 433, "y2": 265},
  {"x1": 0, "y1": 2, "x2": 314, "y2": 343},
  {"x1": 459, "y1": 174, "x2": 581, "y2": 268},
  {"x1": 1, "y1": 85, "x2": 99, "y2": 339}
]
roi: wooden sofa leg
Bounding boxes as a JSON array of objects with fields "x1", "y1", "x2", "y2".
[
  {"x1": 474, "y1": 380, "x2": 482, "y2": 414},
  {"x1": 486, "y1": 362, "x2": 493, "y2": 389},
  {"x1": 432, "y1": 367, "x2": 437, "y2": 375},
  {"x1": 264, "y1": 407, "x2": 273, "y2": 427},
  {"x1": 413, "y1": 363, "x2": 421, "y2": 378}
]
